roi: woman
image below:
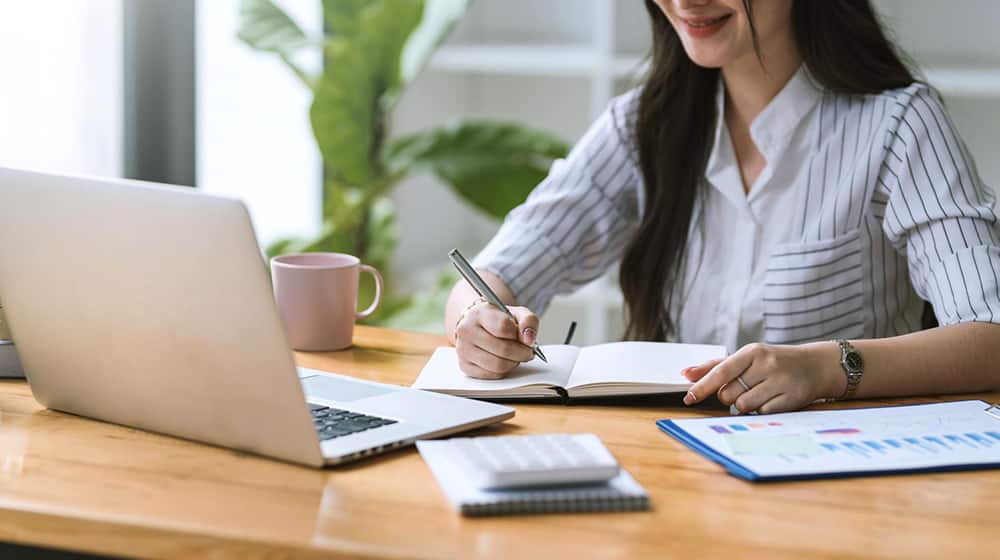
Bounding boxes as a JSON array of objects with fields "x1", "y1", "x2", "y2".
[{"x1": 444, "y1": 0, "x2": 1000, "y2": 413}]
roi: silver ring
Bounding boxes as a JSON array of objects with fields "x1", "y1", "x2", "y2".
[{"x1": 736, "y1": 375, "x2": 751, "y2": 392}]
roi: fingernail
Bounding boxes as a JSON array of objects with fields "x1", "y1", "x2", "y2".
[
  {"x1": 522, "y1": 327, "x2": 536, "y2": 346},
  {"x1": 683, "y1": 391, "x2": 695, "y2": 405}
]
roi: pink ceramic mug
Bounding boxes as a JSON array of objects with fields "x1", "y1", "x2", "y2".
[{"x1": 270, "y1": 253, "x2": 383, "y2": 351}]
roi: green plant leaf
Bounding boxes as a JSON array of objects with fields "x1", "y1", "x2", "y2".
[
  {"x1": 311, "y1": 0, "x2": 424, "y2": 188},
  {"x1": 380, "y1": 267, "x2": 458, "y2": 333},
  {"x1": 237, "y1": 0, "x2": 309, "y2": 52},
  {"x1": 359, "y1": 0, "x2": 427, "y2": 105},
  {"x1": 439, "y1": 162, "x2": 551, "y2": 219},
  {"x1": 385, "y1": 121, "x2": 569, "y2": 219},
  {"x1": 264, "y1": 237, "x2": 300, "y2": 259},
  {"x1": 361, "y1": 196, "x2": 398, "y2": 268},
  {"x1": 310, "y1": 41, "x2": 376, "y2": 187},
  {"x1": 400, "y1": 0, "x2": 470, "y2": 85},
  {"x1": 236, "y1": 0, "x2": 315, "y2": 86},
  {"x1": 321, "y1": 0, "x2": 370, "y2": 37}
]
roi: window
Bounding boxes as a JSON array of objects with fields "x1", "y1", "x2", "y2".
[
  {"x1": 195, "y1": 0, "x2": 322, "y2": 247},
  {"x1": 0, "y1": 1, "x2": 122, "y2": 177}
]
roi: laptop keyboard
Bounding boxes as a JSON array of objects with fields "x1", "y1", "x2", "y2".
[{"x1": 309, "y1": 403, "x2": 397, "y2": 441}]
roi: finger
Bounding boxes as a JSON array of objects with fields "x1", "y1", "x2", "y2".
[
  {"x1": 681, "y1": 358, "x2": 725, "y2": 381},
  {"x1": 733, "y1": 379, "x2": 781, "y2": 414},
  {"x1": 716, "y1": 367, "x2": 766, "y2": 405},
  {"x1": 717, "y1": 379, "x2": 744, "y2": 406},
  {"x1": 757, "y1": 393, "x2": 799, "y2": 414},
  {"x1": 476, "y1": 306, "x2": 519, "y2": 340},
  {"x1": 458, "y1": 340, "x2": 520, "y2": 376},
  {"x1": 467, "y1": 325, "x2": 533, "y2": 363},
  {"x1": 458, "y1": 358, "x2": 505, "y2": 380},
  {"x1": 509, "y1": 306, "x2": 540, "y2": 346},
  {"x1": 453, "y1": 300, "x2": 486, "y2": 342},
  {"x1": 697, "y1": 357, "x2": 725, "y2": 369},
  {"x1": 457, "y1": 320, "x2": 533, "y2": 363},
  {"x1": 684, "y1": 344, "x2": 759, "y2": 405}
]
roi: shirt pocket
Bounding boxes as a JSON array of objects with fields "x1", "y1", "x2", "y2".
[{"x1": 763, "y1": 228, "x2": 867, "y2": 344}]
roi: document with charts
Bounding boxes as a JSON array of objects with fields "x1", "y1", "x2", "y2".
[
  {"x1": 413, "y1": 342, "x2": 725, "y2": 400},
  {"x1": 657, "y1": 400, "x2": 1000, "y2": 481}
]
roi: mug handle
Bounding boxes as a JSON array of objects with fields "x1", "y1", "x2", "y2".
[{"x1": 355, "y1": 264, "x2": 383, "y2": 319}]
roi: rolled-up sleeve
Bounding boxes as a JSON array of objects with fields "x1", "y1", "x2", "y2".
[
  {"x1": 472, "y1": 92, "x2": 642, "y2": 313},
  {"x1": 880, "y1": 85, "x2": 1000, "y2": 326}
]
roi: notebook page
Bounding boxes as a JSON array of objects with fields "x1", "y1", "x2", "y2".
[
  {"x1": 412, "y1": 345, "x2": 579, "y2": 393},
  {"x1": 566, "y1": 342, "x2": 725, "y2": 389}
]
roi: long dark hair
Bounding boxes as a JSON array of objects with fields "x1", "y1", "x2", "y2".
[{"x1": 620, "y1": 0, "x2": 916, "y2": 341}]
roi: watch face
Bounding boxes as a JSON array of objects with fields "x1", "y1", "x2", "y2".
[{"x1": 845, "y1": 352, "x2": 864, "y2": 371}]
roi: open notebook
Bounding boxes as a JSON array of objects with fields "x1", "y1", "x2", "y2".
[{"x1": 413, "y1": 342, "x2": 726, "y2": 400}]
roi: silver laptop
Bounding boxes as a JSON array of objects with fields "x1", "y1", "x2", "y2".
[{"x1": 0, "y1": 167, "x2": 513, "y2": 467}]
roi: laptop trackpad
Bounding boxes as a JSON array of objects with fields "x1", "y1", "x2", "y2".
[{"x1": 301, "y1": 375, "x2": 395, "y2": 402}]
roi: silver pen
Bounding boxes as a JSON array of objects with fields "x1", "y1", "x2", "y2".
[{"x1": 448, "y1": 248, "x2": 548, "y2": 363}]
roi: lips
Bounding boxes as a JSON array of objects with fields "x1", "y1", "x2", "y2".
[
  {"x1": 679, "y1": 13, "x2": 732, "y2": 38},
  {"x1": 683, "y1": 15, "x2": 730, "y2": 27}
]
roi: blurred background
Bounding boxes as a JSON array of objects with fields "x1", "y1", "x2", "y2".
[{"x1": 1, "y1": 0, "x2": 997, "y2": 345}]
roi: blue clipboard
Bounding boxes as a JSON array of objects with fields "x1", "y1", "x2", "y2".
[
  {"x1": 657, "y1": 400, "x2": 1000, "y2": 482},
  {"x1": 656, "y1": 419, "x2": 762, "y2": 481}
]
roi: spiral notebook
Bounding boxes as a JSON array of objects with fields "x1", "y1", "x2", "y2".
[{"x1": 417, "y1": 440, "x2": 650, "y2": 516}]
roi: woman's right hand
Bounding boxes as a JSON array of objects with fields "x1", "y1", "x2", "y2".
[{"x1": 454, "y1": 300, "x2": 540, "y2": 379}]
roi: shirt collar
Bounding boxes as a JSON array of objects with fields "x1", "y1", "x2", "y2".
[
  {"x1": 749, "y1": 64, "x2": 824, "y2": 153},
  {"x1": 704, "y1": 65, "x2": 824, "y2": 203}
]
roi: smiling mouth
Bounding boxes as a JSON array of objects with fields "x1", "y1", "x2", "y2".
[{"x1": 683, "y1": 14, "x2": 731, "y2": 27}]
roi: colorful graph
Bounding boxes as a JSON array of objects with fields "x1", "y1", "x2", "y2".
[
  {"x1": 726, "y1": 433, "x2": 821, "y2": 456},
  {"x1": 678, "y1": 401, "x2": 1000, "y2": 476},
  {"x1": 717, "y1": 422, "x2": 1000, "y2": 461},
  {"x1": 816, "y1": 428, "x2": 862, "y2": 435},
  {"x1": 815, "y1": 432, "x2": 999, "y2": 458},
  {"x1": 710, "y1": 421, "x2": 783, "y2": 434}
]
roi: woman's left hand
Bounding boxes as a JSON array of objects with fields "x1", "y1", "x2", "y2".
[{"x1": 680, "y1": 342, "x2": 847, "y2": 414}]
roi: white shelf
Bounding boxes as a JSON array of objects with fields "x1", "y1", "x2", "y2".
[
  {"x1": 429, "y1": 44, "x2": 643, "y2": 79},
  {"x1": 923, "y1": 67, "x2": 1000, "y2": 97}
]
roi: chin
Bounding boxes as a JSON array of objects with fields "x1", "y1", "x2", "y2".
[{"x1": 683, "y1": 48, "x2": 731, "y2": 69}]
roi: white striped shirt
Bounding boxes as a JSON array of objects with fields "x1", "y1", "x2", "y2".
[{"x1": 473, "y1": 67, "x2": 1000, "y2": 352}]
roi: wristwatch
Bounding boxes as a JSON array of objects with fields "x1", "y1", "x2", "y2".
[{"x1": 835, "y1": 339, "x2": 864, "y2": 400}]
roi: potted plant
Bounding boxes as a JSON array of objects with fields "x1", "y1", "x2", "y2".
[{"x1": 237, "y1": 0, "x2": 568, "y2": 329}]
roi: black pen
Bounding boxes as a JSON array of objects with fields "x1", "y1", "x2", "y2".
[
  {"x1": 563, "y1": 321, "x2": 577, "y2": 345},
  {"x1": 448, "y1": 249, "x2": 548, "y2": 363}
]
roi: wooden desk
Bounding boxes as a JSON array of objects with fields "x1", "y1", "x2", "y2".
[{"x1": 0, "y1": 326, "x2": 997, "y2": 559}]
